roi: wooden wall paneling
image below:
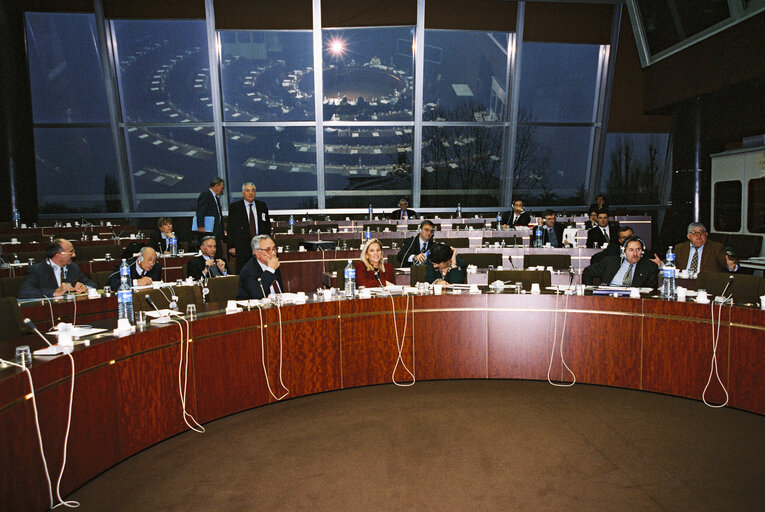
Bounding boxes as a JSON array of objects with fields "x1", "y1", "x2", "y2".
[
  {"x1": 413, "y1": 294, "x2": 487, "y2": 380},
  {"x1": 190, "y1": 310, "x2": 271, "y2": 424},
  {"x1": 266, "y1": 301, "x2": 341, "y2": 399},
  {"x1": 727, "y1": 308, "x2": 765, "y2": 415},
  {"x1": 487, "y1": 294, "x2": 558, "y2": 380},
  {"x1": 561, "y1": 296, "x2": 643, "y2": 388},
  {"x1": 642, "y1": 300, "x2": 730, "y2": 404},
  {"x1": 21, "y1": 296, "x2": 119, "y2": 331},
  {"x1": 113, "y1": 328, "x2": 199, "y2": 458},
  {"x1": 339, "y1": 296, "x2": 414, "y2": 388}
]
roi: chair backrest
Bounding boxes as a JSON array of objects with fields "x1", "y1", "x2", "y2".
[
  {"x1": 487, "y1": 270, "x2": 552, "y2": 291},
  {"x1": 75, "y1": 244, "x2": 122, "y2": 261},
  {"x1": 410, "y1": 264, "x2": 427, "y2": 286},
  {"x1": 132, "y1": 286, "x2": 202, "y2": 313},
  {"x1": 696, "y1": 272, "x2": 764, "y2": 305},
  {"x1": 459, "y1": 253, "x2": 502, "y2": 268},
  {"x1": 0, "y1": 276, "x2": 27, "y2": 298},
  {"x1": 438, "y1": 237, "x2": 470, "y2": 248},
  {"x1": 451, "y1": 222, "x2": 486, "y2": 231},
  {"x1": 274, "y1": 236, "x2": 303, "y2": 252},
  {"x1": 724, "y1": 234, "x2": 762, "y2": 259},
  {"x1": 386, "y1": 253, "x2": 401, "y2": 268},
  {"x1": 89, "y1": 270, "x2": 115, "y2": 289},
  {"x1": 326, "y1": 260, "x2": 350, "y2": 290},
  {"x1": 207, "y1": 275, "x2": 240, "y2": 303},
  {"x1": 524, "y1": 253, "x2": 571, "y2": 270},
  {"x1": 0, "y1": 296, "x2": 25, "y2": 343}
]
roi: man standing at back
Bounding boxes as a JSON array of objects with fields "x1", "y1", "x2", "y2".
[
  {"x1": 195, "y1": 177, "x2": 226, "y2": 258},
  {"x1": 227, "y1": 182, "x2": 271, "y2": 273}
]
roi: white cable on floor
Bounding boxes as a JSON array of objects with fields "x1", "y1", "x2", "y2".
[
  {"x1": 388, "y1": 292, "x2": 415, "y2": 387},
  {"x1": 171, "y1": 317, "x2": 205, "y2": 433},
  {"x1": 255, "y1": 304, "x2": 289, "y2": 401},
  {"x1": 702, "y1": 297, "x2": 730, "y2": 408},
  {"x1": 547, "y1": 291, "x2": 575, "y2": 388}
]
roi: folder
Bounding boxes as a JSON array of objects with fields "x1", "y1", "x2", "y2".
[{"x1": 192, "y1": 216, "x2": 215, "y2": 232}]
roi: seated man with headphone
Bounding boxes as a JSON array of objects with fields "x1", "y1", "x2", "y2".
[
  {"x1": 107, "y1": 246, "x2": 163, "y2": 290},
  {"x1": 582, "y1": 236, "x2": 658, "y2": 289},
  {"x1": 397, "y1": 219, "x2": 435, "y2": 267}
]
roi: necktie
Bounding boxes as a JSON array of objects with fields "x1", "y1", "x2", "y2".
[
  {"x1": 401, "y1": 210, "x2": 405, "y2": 220},
  {"x1": 248, "y1": 203, "x2": 257, "y2": 237},
  {"x1": 214, "y1": 194, "x2": 222, "y2": 222},
  {"x1": 603, "y1": 228, "x2": 610, "y2": 243},
  {"x1": 210, "y1": 261, "x2": 220, "y2": 277},
  {"x1": 622, "y1": 264, "x2": 633, "y2": 286},
  {"x1": 689, "y1": 248, "x2": 699, "y2": 274},
  {"x1": 421, "y1": 242, "x2": 426, "y2": 253}
]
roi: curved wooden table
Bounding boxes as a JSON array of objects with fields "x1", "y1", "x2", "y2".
[{"x1": 1, "y1": 294, "x2": 763, "y2": 511}]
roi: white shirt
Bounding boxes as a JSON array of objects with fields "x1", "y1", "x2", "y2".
[
  {"x1": 257, "y1": 259, "x2": 277, "y2": 296},
  {"x1": 48, "y1": 259, "x2": 63, "y2": 287}
]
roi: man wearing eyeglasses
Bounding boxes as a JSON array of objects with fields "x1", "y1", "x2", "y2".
[
  {"x1": 18, "y1": 239, "x2": 96, "y2": 298},
  {"x1": 675, "y1": 222, "x2": 738, "y2": 273},
  {"x1": 236, "y1": 235, "x2": 283, "y2": 300}
]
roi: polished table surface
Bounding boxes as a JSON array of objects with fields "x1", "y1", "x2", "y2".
[{"x1": 1, "y1": 293, "x2": 763, "y2": 511}]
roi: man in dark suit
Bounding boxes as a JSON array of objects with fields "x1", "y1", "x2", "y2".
[
  {"x1": 227, "y1": 182, "x2": 271, "y2": 273},
  {"x1": 107, "y1": 247, "x2": 163, "y2": 290},
  {"x1": 187, "y1": 236, "x2": 229, "y2": 280},
  {"x1": 389, "y1": 199, "x2": 417, "y2": 220},
  {"x1": 529, "y1": 210, "x2": 568, "y2": 248},
  {"x1": 397, "y1": 220, "x2": 435, "y2": 267},
  {"x1": 18, "y1": 239, "x2": 96, "y2": 298},
  {"x1": 195, "y1": 177, "x2": 226, "y2": 258},
  {"x1": 237, "y1": 235, "x2": 283, "y2": 300},
  {"x1": 583, "y1": 237, "x2": 658, "y2": 288},
  {"x1": 501, "y1": 199, "x2": 531, "y2": 228},
  {"x1": 674, "y1": 222, "x2": 738, "y2": 273},
  {"x1": 590, "y1": 226, "x2": 634, "y2": 264},
  {"x1": 586, "y1": 210, "x2": 619, "y2": 248}
]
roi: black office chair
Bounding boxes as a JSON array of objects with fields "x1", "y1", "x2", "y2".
[
  {"x1": 0, "y1": 276, "x2": 27, "y2": 299},
  {"x1": 207, "y1": 275, "x2": 240, "y2": 303},
  {"x1": 438, "y1": 237, "x2": 470, "y2": 248},
  {"x1": 696, "y1": 272, "x2": 764, "y2": 305},
  {"x1": 524, "y1": 254, "x2": 571, "y2": 271},
  {"x1": 410, "y1": 264, "x2": 427, "y2": 286},
  {"x1": 0, "y1": 296, "x2": 26, "y2": 343},
  {"x1": 487, "y1": 270, "x2": 551, "y2": 291},
  {"x1": 460, "y1": 253, "x2": 502, "y2": 268}
]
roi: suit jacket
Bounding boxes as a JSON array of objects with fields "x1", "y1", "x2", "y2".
[
  {"x1": 397, "y1": 236, "x2": 433, "y2": 268},
  {"x1": 106, "y1": 258, "x2": 163, "y2": 290},
  {"x1": 589, "y1": 240, "x2": 622, "y2": 264},
  {"x1": 236, "y1": 257, "x2": 283, "y2": 300},
  {"x1": 186, "y1": 255, "x2": 229, "y2": 280},
  {"x1": 529, "y1": 223, "x2": 566, "y2": 248},
  {"x1": 18, "y1": 260, "x2": 97, "y2": 299},
  {"x1": 424, "y1": 256, "x2": 468, "y2": 284},
  {"x1": 501, "y1": 211, "x2": 531, "y2": 227},
  {"x1": 149, "y1": 231, "x2": 172, "y2": 254},
  {"x1": 586, "y1": 225, "x2": 619, "y2": 248},
  {"x1": 195, "y1": 189, "x2": 224, "y2": 235},
  {"x1": 388, "y1": 208, "x2": 417, "y2": 220},
  {"x1": 675, "y1": 240, "x2": 732, "y2": 273},
  {"x1": 227, "y1": 199, "x2": 271, "y2": 273},
  {"x1": 582, "y1": 256, "x2": 658, "y2": 288}
]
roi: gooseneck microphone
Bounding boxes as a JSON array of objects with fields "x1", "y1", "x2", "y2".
[
  {"x1": 257, "y1": 277, "x2": 267, "y2": 299},
  {"x1": 144, "y1": 295, "x2": 173, "y2": 324},
  {"x1": 25, "y1": 318, "x2": 69, "y2": 356}
]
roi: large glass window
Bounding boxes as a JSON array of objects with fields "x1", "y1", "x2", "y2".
[
  {"x1": 25, "y1": 13, "x2": 109, "y2": 123},
  {"x1": 324, "y1": 126, "x2": 412, "y2": 208},
  {"x1": 602, "y1": 133, "x2": 670, "y2": 205},
  {"x1": 220, "y1": 31, "x2": 314, "y2": 122},
  {"x1": 225, "y1": 127, "x2": 318, "y2": 210},
  {"x1": 423, "y1": 31, "x2": 510, "y2": 121},
  {"x1": 321, "y1": 27, "x2": 414, "y2": 122},
  {"x1": 34, "y1": 128, "x2": 121, "y2": 213},
  {"x1": 112, "y1": 20, "x2": 212, "y2": 123}
]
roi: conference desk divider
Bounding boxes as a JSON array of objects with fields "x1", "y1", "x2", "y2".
[{"x1": 1, "y1": 294, "x2": 763, "y2": 511}]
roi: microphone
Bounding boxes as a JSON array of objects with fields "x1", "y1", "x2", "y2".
[
  {"x1": 507, "y1": 254, "x2": 515, "y2": 269},
  {"x1": 25, "y1": 318, "x2": 69, "y2": 357},
  {"x1": 257, "y1": 277, "x2": 268, "y2": 299},
  {"x1": 720, "y1": 274, "x2": 735, "y2": 301},
  {"x1": 62, "y1": 266, "x2": 68, "y2": 282},
  {"x1": 144, "y1": 295, "x2": 173, "y2": 324}
]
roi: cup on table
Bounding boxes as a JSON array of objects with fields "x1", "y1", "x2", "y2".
[
  {"x1": 15, "y1": 345, "x2": 32, "y2": 368},
  {"x1": 28, "y1": 258, "x2": 35, "y2": 266},
  {"x1": 433, "y1": 284, "x2": 443, "y2": 295},
  {"x1": 186, "y1": 304, "x2": 196, "y2": 320},
  {"x1": 696, "y1": 289, "x2": 710, "y2": 303},
  {"x1": 530, "y1": 283, "x2": 541, "y2": 294},
  {"x1": 514, "y1": 282, "x2": 523, "y2": 294},
  {"x1": 102, "y1": 285, "x2": 111, "y2": 297},
  {"x1": 136, "y1": 311, "x2": 146, "y2": 327},
  {"x1": 676, "y1": 287, "x2": 687, "y2": 302},
  {"x1": 178, "y1": 248, "x2": 185, "y2": 256},
  {"x1": 760, "y1": 295, "x2": 765, "y2": 310},
  {"x1": 576, "y1": 284, "x2": 585, "y2": 296},
  {"x1": 629, "y1": 288, "x2": 641, "y2": 299},
  {"x1": 105, "y1": 253, "x2": 112, "y2": 261}
]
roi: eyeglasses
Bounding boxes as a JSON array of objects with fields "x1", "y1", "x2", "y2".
[
  {"x1": 258, "y1": 246, "x2": 277, "y2": 253},
  {"x1": 688, "y1": 231, "x2": 707, "y2": 236}
]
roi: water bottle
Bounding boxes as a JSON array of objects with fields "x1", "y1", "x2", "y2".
[
  {"x1": 365, "y1": 227, "x2": 372, "y2": 240},
  {"x1": 496, "y1": 211, "x2": 502, "y2": 229},
  {"x1": 117, "y1": 261, "x2": 134, "y2": 324},
  {"x1": 368, "y1": 204, "x2": 373, "y2": 220},
  {"x1": 456, "y1": 202, "x2": 462, "y2": 218},
  {"x1": 661, "y1": 246, "x2": 676, "y2": 300},
  {"x1": 344, "y1": 260, "x2": 356, "y2": 298},
  {"x1": 170, "y1": 232, "x2": 178, "y2": 256},
  {"x1": 288, "y1": 215, "x2": 295, "y2": 234},
  {"x1": 534, "y1": 225, "x2": 544, "y2": 248},
  {"x1": 12, "y1": 208, "x2": 20, "y2": 229}
]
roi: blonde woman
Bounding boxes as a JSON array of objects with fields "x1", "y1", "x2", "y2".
[{"x1": 355, "y1": 238, "x2": 395, "y2": 287}]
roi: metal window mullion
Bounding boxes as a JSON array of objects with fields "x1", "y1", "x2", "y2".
[
  {"x1": 587, "y1": 5, "x2": 622, "y2": 207},
  {"x1": 94, "y1": 0, "x2": 133, "y2": 213},
  {"x1": 625, "y1": 0, "x2": 650, "y2": 67},
  {"x1": 204, "y1": 0, "x2": 228, "y2": 209},
  {"x1": 501, "y1": 2, "x2": 524, "y2": 207},
  {"x1": 656, "y1": 133, "x2": 674, "y2": 230},
  {"x1": 312, "y1": 0, "x2": 326, "y2": 209},
  {"x1": 412, "y1": 0, "x2": 425, "y2": 209}
]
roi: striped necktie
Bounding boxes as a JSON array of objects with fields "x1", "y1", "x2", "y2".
[
  {"x1": 622, "y1": 264, "x2": 634, "y2": 286},
  {"x1": 689, "y1": 248, "x2": 699, "y2": 274}
]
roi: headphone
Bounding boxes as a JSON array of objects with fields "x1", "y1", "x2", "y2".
[
  {"x1": 137, "y1": 254, "x2": 144, "y2": 263},
  {"x1": 620, "y1": 236, "x2": 645, "y2": 256}
]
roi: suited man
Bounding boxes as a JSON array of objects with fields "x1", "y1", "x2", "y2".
[
  {"x1": 389, "y1": 199, "x2": 417, "y2": 220},
  {"x1": 586, "y1": 210, "x2": 619, "y2": 248},
  {"x1": 675, "y1": 222, "x2": 738, "y2": 273},
  {"x1": 501, "y1": 199, "x2": 531, "y2": 228},
  {"x1": 107, "y1": 246, "x2": 163, "y2": 290},
  {"x1": 397, "y1": 220, "x2": 435, "y2": 267},
  {"x1": 237, "y1": 235, "x2": 284, "y2": 300},
  {"x1": 583, "y1": 237, "x2": 658, "y2": 289},
  {"x1": 195, "y1": 177, "x2": 226, "y2": 258},
  {"x1": 529, "y1": 210, "x2": 568, "y2": 248},
  {"x1": 227, "y1": 182, "x2": 271, "y2": 273},
  {"x1": 18, "y1": 239, "x2": 96, "y2": 299},
  {"x1": 187, "y1": 236, "x2": 229, "y2": 280},
  {"x1": 590, "y1": 226, "x2": 633, "y2": 264},
  {"x1": 583, "y1": 207, "x2": 599, "y2": 230}
]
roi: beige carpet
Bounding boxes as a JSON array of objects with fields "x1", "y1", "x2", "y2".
[{"x1": 70, "y1": 381, "x2": 765, "y2": 511}]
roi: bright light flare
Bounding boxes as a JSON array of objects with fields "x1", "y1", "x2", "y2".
[{"x1": 328, "y1": 38, "x2": 346, "y2": 56}]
